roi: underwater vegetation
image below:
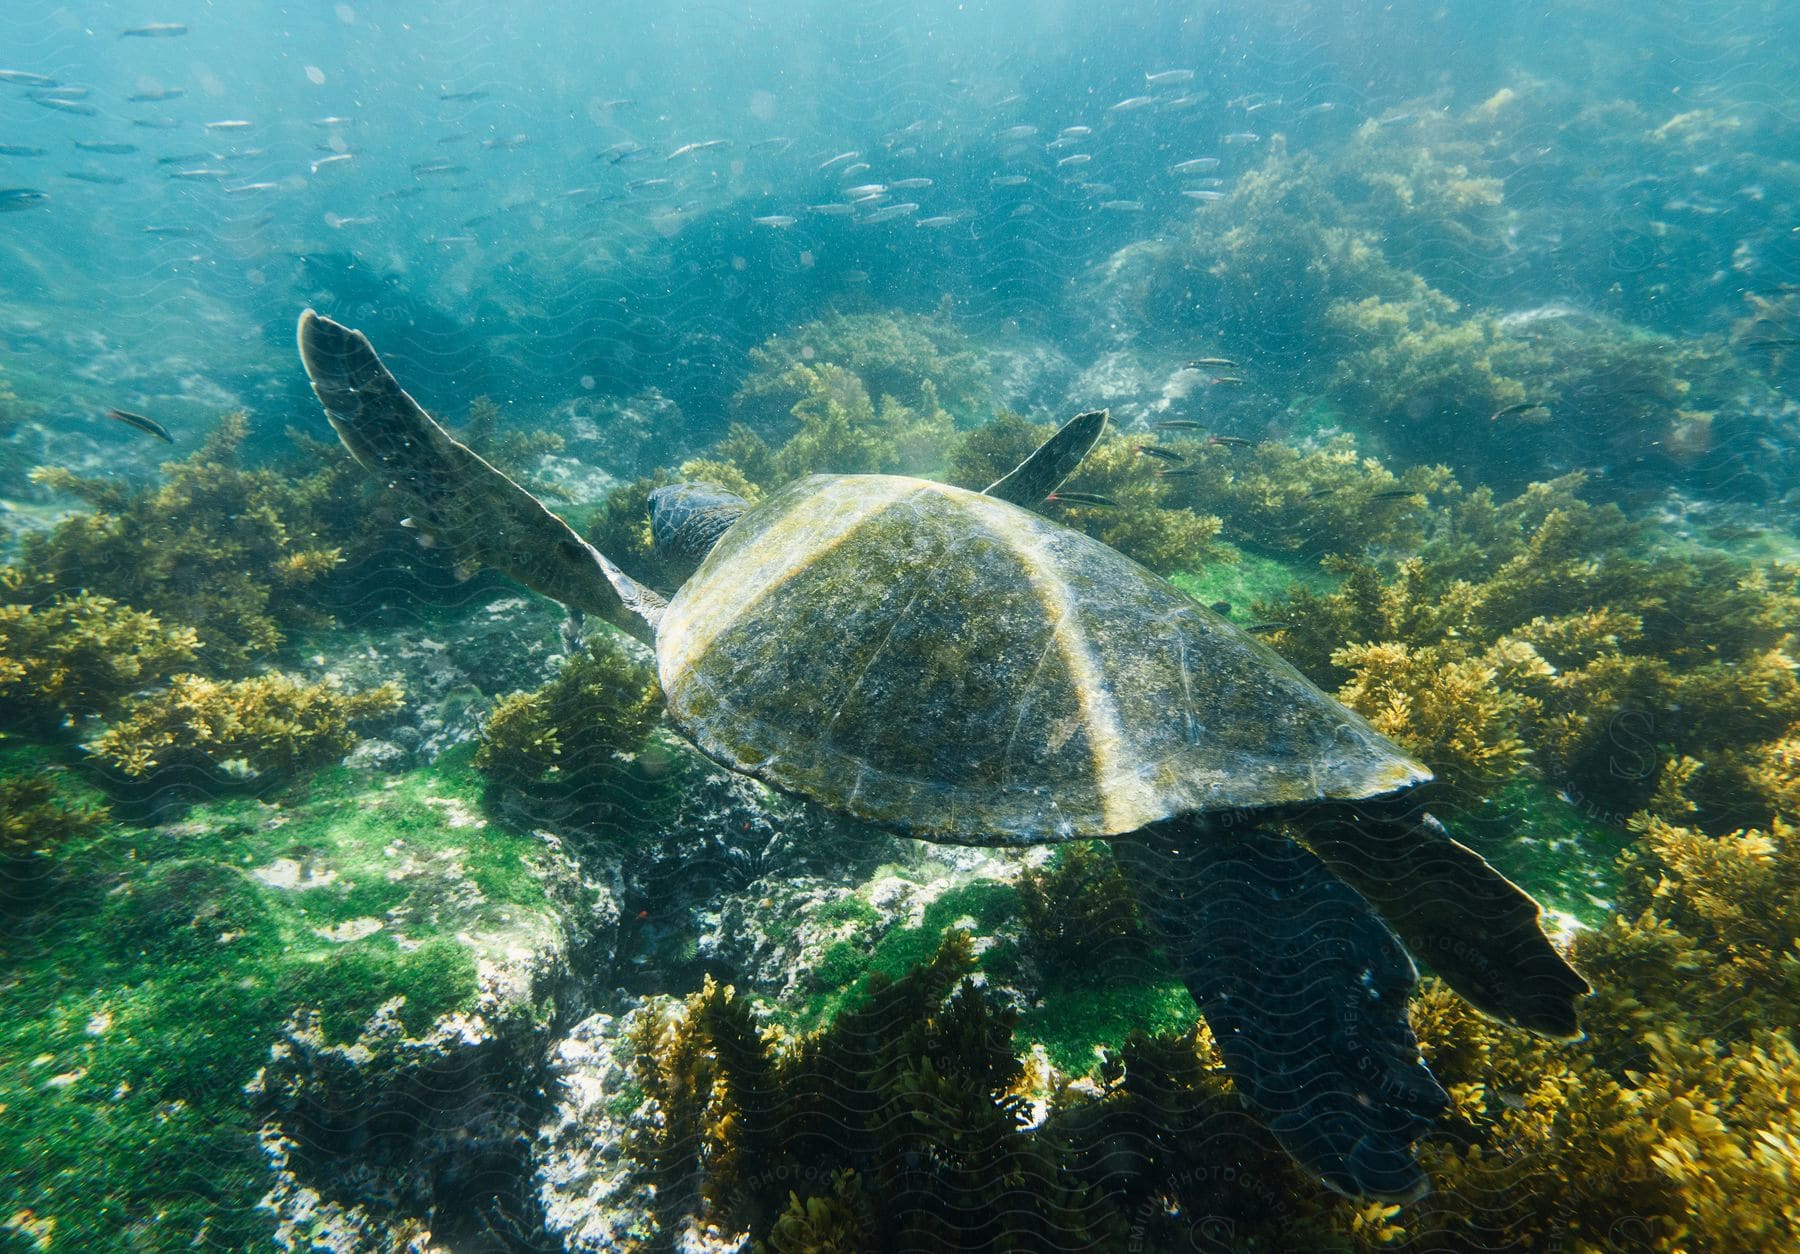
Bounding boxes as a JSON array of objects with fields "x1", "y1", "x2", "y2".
[
  {"x1": 20, "y1": 414, "x2": 348, "y2": 674},
  {"x1": 713, "y1": 361, "x2": 956, "y2": 491},
  {"x1": 942, "y1": 410, "x2": 1227, "y2": 573},
  {"x1": 0, "y1": 750, "x2": 563, "y2": 1252},
  {"x1": 616, "y1": 769, "x2": 1800, "y2": 1251},
  {"x1": 0, "y1": 591, "x2": 200, "y2": 732},
  {"x1": 88, "y1": 671, "x2": 403, "y2": 780},
  {"x1": 1095, "y1": 104, "x2": 1793, "y2": 497},
  {"x1": 730, "y1": 311, "x2": 995, "y2": 436},
  {"x1": 1259, "y1": 473, "x2": 1800, "y2": 824},
  {"x1": 1015, "y1": 840, "x2": 1152, "y2": 982},
  {"x1": 475, "y1": 631, "x2": 663, "y2": 791},
  {"x1": 0, "y1": 761, "x2": 107, "y2": 865},
  {"x1": 625, "y1": 934, "x2": 1127, "y2": 1251}
]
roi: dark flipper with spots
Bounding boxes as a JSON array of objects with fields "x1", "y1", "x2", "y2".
[
  {"x1": 1302, "y1": 802, "x2": 1590, "y2": 1040},
  {"x1": 648, "y1": 483, "x2": 749, "y2": 583},
  {"x1": 984, "y1": 409, "x2": 1108, "y2": 506},
  {"x1": 296, "y1": 309, "x2": 663, "y2": 640},
  {"x1": 1114, "y1": 822, "x2": 1448, "y2": 1202}
]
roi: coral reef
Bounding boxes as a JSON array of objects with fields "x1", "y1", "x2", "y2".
[
  {"x1": 0, "y1": 591, "x2": 199, "y2": 732},
  {"x1": 88, "y1": 671, "x2": 403, "y2": 780},
  {"x1": 474, "y1": 630, "x2": 663, "y2": 792}
]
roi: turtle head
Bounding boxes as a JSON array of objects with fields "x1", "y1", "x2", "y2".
[{"x1": 648, "y1": 483, "x2": 749, "y2": 583}]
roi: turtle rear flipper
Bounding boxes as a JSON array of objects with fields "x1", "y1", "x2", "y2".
[
  {"x1": 1302, "y1": 804, "x2": 1590, "y2": 1040},
  {"x1": 296, "y1": 310, "x2": 662, "y2": 639},
  {"x1": 1115, "y1": 824, "x2": 1447, "y2": 1203},
  {"x1": 985, "y1": 409, "x2": 1107, "y2": 506}
]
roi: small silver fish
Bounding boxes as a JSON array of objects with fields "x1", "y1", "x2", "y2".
[
  {"x1": 1109, "y1": 95, "x2": 1156, "y2": 111},
  {"x1": 106, "y1": 408, "x2": 174, "y2": 442},
  {"x1": 1144, "y1": 69, "x2": 1195, "y2": 84},
  {"x1": 121, "y1": 22, "x2": 188, "y2": 37},
  {"x1": 752, "y1": 214, "x2": 796, "y2": 227},
  {"x1": 1169, "y1": 157, "x2": 1220, "y2": 173},
  {"x1": 667, "y1": 139, "x2": 728, "y2": 159},
  {"x1": 74, "y1": 142, "x2": 138, "y2": 155},
  {"x1": 204, "y1": 119, "x2": 253, "y2": 131},
  {"x1": 127, "y1": 87, "x2": 186, "y2": 102},
  {"x1": 861, "y1": 202, "x2": 918, "y2": 223},
  {"x1": 818, "y1": 150, "x2": 860, "y2": 170}
]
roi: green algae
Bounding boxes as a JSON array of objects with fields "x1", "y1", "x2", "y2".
[
  {"x1": 1169, "y1": 550, "x2": 1335, "y2": 621},
  {"x1": 790, "y1": 880, "x2": 1020, "y2": 1030},
  {"x1": 1019, "y1": 978, "x2": 1197, "y2": 1076},
  {"x1": 0, "y1": 747, "x2": 555, "y2": 1252},
  {"x1": 1454, "y1": 777, "x2": 1634, "y2": 928}
]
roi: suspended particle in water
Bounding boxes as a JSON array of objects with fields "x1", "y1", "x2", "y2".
[{"x1": 305, "y1": 66, "x2": 326, "y2": 86}]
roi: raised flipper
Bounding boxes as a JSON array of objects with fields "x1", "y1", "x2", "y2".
[
  {"x1": 1302, "y1": 802, "x2": 1590, "y2": 1040},
  {"x1": 1114, "y1": 822, "x2": 1448, "y2": 1202},
  {"x1": 984, "y1": 409, "x2": 1108, "y2": 506},
  {"x1": 296, "y1": 310, "x2": 663, "y2": 642}
]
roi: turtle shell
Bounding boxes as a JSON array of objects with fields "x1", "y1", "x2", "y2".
[{"x1": 655, "y1": 474, "x2": 1429, "y2": 844}]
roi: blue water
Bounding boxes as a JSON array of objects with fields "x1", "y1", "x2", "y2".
[{"x1": 4, "y1": 1, "x2": 1793, "y2": 461}]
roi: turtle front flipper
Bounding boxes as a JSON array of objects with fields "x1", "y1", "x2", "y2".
[
  {"x1": 1114, "y1": 823, "x2": 1447, "y2": 1202},
  {"x1": 1301, "y1": 803, "x2": 1590, "y2": 1040},
  {"x1": 984, "y1": 409, "x2": 1107, "y2": 506},
  {"x1": 296, "y1": 310, "x2": 663, "y2": 641}
]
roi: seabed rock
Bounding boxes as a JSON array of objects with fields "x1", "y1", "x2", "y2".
[{"x1": 248, "y1": 829, "x2": 619, "y2": 1250}]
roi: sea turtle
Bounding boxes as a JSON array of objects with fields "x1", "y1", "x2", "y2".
[{"x1": 296, "y1": 310, "x2": 1588, "y2": 1202}]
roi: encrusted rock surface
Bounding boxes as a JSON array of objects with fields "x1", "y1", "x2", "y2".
[{"x1": 249, "y1": 828, "x2": 620, "y2": 1250}]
